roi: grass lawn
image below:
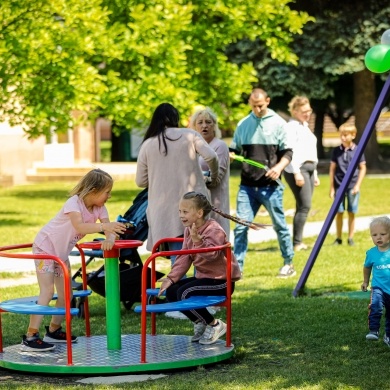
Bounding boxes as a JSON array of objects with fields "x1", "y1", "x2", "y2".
[{"x1": 0, "y1": 174, "x2": 389, "y2": 389}]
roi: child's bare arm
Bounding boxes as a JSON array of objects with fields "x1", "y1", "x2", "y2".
[
  {"x1": 352, "y1": 162, "x2": 367, "y2": 194},
  {"x1": 69, "y1": 212, "x2": 126, "y2": 236},
  {"x1": 329, "y1": 162, "x2": 336, "y2": 198},
  {"x1": 361, "y1": 266, "x2": 371, "y2": 291}
]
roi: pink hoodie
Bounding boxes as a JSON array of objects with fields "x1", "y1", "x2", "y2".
[{"x1": 167, "y1": 219, "x2": 241, "y2": 283}]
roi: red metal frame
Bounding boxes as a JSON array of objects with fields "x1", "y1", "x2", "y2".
[
  {"x1": 0, "y1": 243, "x2": 91, "y2": 365},
  {"x1": 75, "y1": 244, "x2": 91, "y2": 337},
  {"x1": 149, "y1": 238, "x2": 184, "y2": 335},
  {"x1": 78, "y1": 240, "x2": 143, "y2": 350},
  {"x1": 140, "y1": 239, "x2": 233, "y2": 363}
]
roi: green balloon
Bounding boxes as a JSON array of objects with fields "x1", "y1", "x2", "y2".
[{"x1": 365, "y1": 44, "x2": 390, "y2": 73}]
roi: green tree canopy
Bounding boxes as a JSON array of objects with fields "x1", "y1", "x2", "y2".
[
  {"x1": 0, "y1": 0, "x2": 312, "y2": 138},
  {"x1": 0, "y1": 0, "x2": 113, "y2": 138},
  {"x1": 229, "y1": 0, "x2": 388, "y2": 99},
  {"x1": 227, "y1": 0, "x2": 389, "y2": 166}
]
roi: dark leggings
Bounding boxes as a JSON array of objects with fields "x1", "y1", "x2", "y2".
[
  {"x1": 283, "y1": 162, "x2": 316, "y2": 245},
  {"x1": 165, "y1": 277, "x2": 235, "y2": 324}
]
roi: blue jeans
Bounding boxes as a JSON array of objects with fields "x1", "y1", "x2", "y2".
[
  {"x1": 337, "y1": 188, "x2": 360, "y2": 213},
  {"x1": 233, "y1": 185, "x2": 294, "y2": 271},
  {"x1": 168, "y1": 240, "x2": 183, "y2": 266},
  {"x1": 368, "y1": 287, "x2": 390, "y2": 336}
]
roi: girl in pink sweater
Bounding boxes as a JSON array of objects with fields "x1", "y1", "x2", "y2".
[
  {"x1": 22, "y1": 169, "x2": 126, "y2": 352},
  {"x1": 159, "y1": 191, "x2": 264, "y2": 345}
]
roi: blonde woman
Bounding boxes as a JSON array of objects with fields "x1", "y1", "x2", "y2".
[
  {"x1": 189, "y1": 108, "x2": 230, "y2": 237},
  {"x1": 284, "y1": 96, "x2": 320, "y2": 252}
]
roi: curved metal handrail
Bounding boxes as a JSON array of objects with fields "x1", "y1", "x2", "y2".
[
  {"x1": 0, "y1": 243, "x2": 90, "y2": 365},
  {"x1": 139, "y1": 241, "x2": 233, "y2": 363}
]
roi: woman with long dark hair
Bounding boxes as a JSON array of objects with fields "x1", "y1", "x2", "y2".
[{"x1": 136, "y1": 103, "x2": 219, "y2": 258}]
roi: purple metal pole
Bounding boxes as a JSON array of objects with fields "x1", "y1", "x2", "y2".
[{"x1": 292, "y1": 74, "x2": 390, "y2": 297}]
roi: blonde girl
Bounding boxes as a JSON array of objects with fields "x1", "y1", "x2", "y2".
[
  {"x1": 158, "y1": 191, "x2": 265, "y2": 345},
  {"x1": 22, "y1": 169, "x2": 126, "y2": 352}
]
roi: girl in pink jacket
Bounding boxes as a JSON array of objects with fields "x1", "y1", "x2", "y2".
[{"x1": 159, "y1": 191, "x2": 265, "y2": 345}]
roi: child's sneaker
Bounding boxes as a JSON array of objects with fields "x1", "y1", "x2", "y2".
[
  {"x1": 43, "y1": 326, "x2": 78, "y2": 343},
  {"x1": 366, "y1": 331, "x2": 379, "y2": 341},
  {"x1": 383, "y1": 335, "x2": 390, "y2": 347},
  {"x1": 199, "y1": 319, "x2": 227, "y2": 345},
  {"x1": 191, "y1": 322, "x2": 207, "y2": 342},
  {"x1": 277, "y1": 264, "x2": 296, "y2": 278},
  {"x1": 21, "y1": 333, "x2": 55, "y2": 352}
]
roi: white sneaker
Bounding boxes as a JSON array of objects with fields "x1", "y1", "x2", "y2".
[
  {"x1": 165, "y1": 311, "x2": 188, "y2": 320},
  {"x1": 277, "y1": 264, "x2": 296, "y2": 278},
  {"x1": 191, "y1": 322, "x2": 207, "y2": 342},
  {"x1": 366, "y1": 331, "x2": 379, "y2": 341},
  {"x1": 199, "y1": 319, "x2": 227, "y2": 345}
]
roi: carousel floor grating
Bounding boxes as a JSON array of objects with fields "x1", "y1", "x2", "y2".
[{"x1": 0, "y1": 334, "x2": 234, "y2": 374}]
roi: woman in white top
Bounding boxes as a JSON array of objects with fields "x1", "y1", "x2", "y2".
[
  {"x1": 189, "y1": 107, "x2": 230, "y2": 237},
  {"x1": 284, "y1": 96, "x2": 320, "y2": 251}
]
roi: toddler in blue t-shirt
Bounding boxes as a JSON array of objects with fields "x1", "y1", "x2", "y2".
[{"x1": 361, "y1": 216, "x2": 390, "y2": 346}]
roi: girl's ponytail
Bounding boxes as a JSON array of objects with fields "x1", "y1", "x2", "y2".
[{"x1": 211, "y1": 206, "x2": 270, "y2": 230}]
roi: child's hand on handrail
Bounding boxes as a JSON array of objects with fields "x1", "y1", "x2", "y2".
[{"x1": 100, "y1": 239, "x2": 115, "y2": 251}]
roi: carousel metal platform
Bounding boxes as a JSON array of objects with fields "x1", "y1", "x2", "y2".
[{"x1": 0, "y1": 334, "x2": 234, "y2": 374}]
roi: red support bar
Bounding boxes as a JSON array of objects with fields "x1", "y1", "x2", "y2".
[
  {"x1": 80, "y1": 240, "x2": 143, "y2": 352},
  {"x1": 0, "y1": 312, "x2": 3, "y2": 352},
  {"x1": 75, "y1": 244, "x2": 92, "y2": 336},
  {"x1": 150, "y1": 238, "x2": 184, "y2": 336},
  {"x1": 225, "y1": 248, "x2": 232, "y2": 347}
]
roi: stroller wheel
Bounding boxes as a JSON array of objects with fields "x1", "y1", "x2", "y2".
[
  {"x1": 76, "y1": 297, "x2": 86, "y2": 319},
  {"x1": 77, "y1": 303, "x2": 85, "y2": 319},
  {"x1": 122, "y1": 301, "x2": 136, "y2": 311}
]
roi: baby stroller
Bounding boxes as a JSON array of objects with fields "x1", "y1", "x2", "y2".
[{"x1": 71, "y1": 188, "x2": 164, "y2": 316}]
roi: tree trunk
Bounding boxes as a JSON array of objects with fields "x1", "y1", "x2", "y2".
[
  {"x1": 111, "y1": 122, "x2": 131, "y2": 162},
  {"x1": 353, "y1": 69, "x2": 380, "y2": 169},
  {"x1": 313, "y1": 109, "x2": 325, "y2": 159}
]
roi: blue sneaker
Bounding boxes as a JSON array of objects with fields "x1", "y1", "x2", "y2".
[{"x1": 21, "y1": 333, "x2": 55, "y2": 352}]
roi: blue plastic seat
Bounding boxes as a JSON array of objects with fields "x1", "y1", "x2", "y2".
[
  {"x1": 134, "y1": 295, "x2": 226, "y2": 313},
  {"x1": 0, "y1": 290, "x2": 92, "y2": 316}
]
